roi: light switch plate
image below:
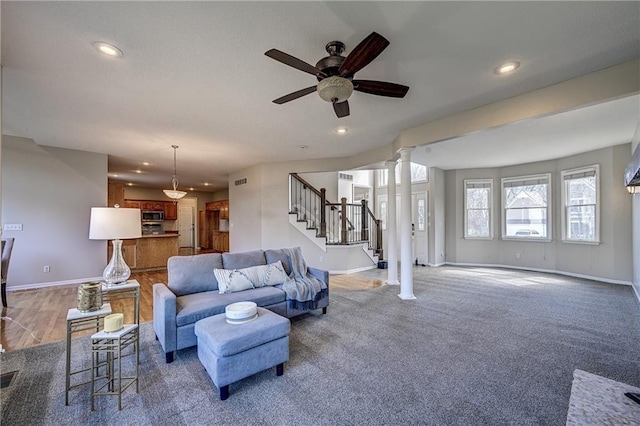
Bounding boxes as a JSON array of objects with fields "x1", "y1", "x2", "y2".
[{"x1": 3, "y1": 224, "x2": 23, "y2": 231}]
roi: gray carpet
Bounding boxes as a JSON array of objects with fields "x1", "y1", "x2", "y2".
[{"x1": 2, "y1": 266, "x2": 640, "y2": 425}]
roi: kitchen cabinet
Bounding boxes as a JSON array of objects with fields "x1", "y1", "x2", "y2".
[
  {"x1": 124, "y1": 199, "x2": 177, "y2": 218},
  {"x1": 164, "y1": 202, "x2": 178, "y2": 220},
  {"x1": 211, "y1": 231, "x2": 229, "y2": 252},
  {"x1": 108, "y1": 235, "x2": 178, "y2": 270},
  {"x1": 202, "y1": 200, "x2": 229, "y2": 251},
  {"x1": 107, "y1": 183, "x2": 125, "y2": 208}
]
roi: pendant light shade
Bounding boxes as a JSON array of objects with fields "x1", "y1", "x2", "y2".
[{"x1": 164, "y1": 145, "x2": 187, "y2": 200}]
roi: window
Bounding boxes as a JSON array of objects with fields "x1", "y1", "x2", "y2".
[
  {"x1": 379, "y1": 200, "x2": 387, "y2": 231},
  {"x1": 561, "y1": 165, "x2": 599, "y2": 243},
  {"x1": 417, "y1": 198, "x2": 425, "y2": 231},
  {"x1": 502, "y1": 174, "x2": 551, "y2": 240},
  {"x1": 464, "y1": 179, "x2": 493, "y2": 239},
  {"x1": 377, "y1": 163, "x2": 428, "y2": 187}
]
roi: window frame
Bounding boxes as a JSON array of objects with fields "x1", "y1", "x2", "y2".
[
  {"x1": 463, "y1": 179, "x2": 493, "y2": 240},
  {"x1": 561, "y1": 164, "x2": 600, "y2": 245},
  {"x1": 501, "y1": 173, "x2": 552, "y2": 242}
]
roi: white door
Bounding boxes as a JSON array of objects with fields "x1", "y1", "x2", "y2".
[{"x1": 178, "y1": 206, "x2": 194, "y2": 248}]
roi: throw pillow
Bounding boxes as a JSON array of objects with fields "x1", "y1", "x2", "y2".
[{"x1": 214, "y1": 261, "x2": 289, "y2": 294}]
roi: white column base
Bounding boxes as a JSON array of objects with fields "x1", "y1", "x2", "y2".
[
  {"x1": 385, "y1": 280, "x2": 400, "y2": 286},
  {"x1": 398, "y1": 293, "x2": 417, "y2": 300}
]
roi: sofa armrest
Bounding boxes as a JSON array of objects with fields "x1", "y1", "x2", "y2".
[
  {"x1": 308, "y1": 266, "x2": 329, "y2": 289},
  {"x1": 153, "y1": 283, "x2": 177, "y2": 356}
]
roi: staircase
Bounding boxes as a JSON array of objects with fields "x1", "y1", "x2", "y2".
[{"x1": 289, "y1": 173, "x2": 383, "y2": 269}]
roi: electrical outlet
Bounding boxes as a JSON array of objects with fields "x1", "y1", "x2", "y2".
[
  {"x1": 3, "y1": 224, "x2": 23, "y2": 231},
  {"x1": 516, "y1": 252, "x2": 521, "y2": 259},
  {"x1": 319, "y1": 256, "x2": 324, "y2": 262},
  {"x1": 43, "y1": 265, "x2": 50, "y2": 273}
]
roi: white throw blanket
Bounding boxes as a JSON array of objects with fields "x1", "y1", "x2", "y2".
[{"x1": 282, "y1": 247, "x2": 327, "y2": 310}]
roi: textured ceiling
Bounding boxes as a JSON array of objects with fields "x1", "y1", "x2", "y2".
[{"x1": 2, "y1": 1, "x2": 639, "y2": 191}]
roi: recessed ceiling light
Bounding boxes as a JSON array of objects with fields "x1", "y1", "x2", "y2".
[
  {"x1": 92, "y1": 41, "x2": 123, "y2": 58},
  {"x1": 298, "y1": 145, "x2": 308, "y2": 149},
  {"x1": 142, "y1": 162, "x2": 150, "y2": 166},
  {"x1": 495, "y1": 61, "x2": 520, "y2": 75},
  {"x1": 127, "y1": 182, "x2": 134, "y2": 186},
  {"x1": 204, "y1": 182, "x2": 210, "y2": 186},
  {"x1": 135, "y1": 170, "x2": 142, "y2": 174},
  {"x1": 189, "y1": 187, "x2": 195, "y2": 191},
  {"x1": 335, "y1": 127, "x2": 348, "y2": 134}
]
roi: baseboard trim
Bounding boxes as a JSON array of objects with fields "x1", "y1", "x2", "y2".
[
  {"x1": 329, "y1": 265, "x2": 377, "y2": 275},
  {"x1": 444, "y1": 262, "x2": 632, "y2": 286},
  {"x1": 5, "y1": 276, "x2": 103, "y2": 292}
]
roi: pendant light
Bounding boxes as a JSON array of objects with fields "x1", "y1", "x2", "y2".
[{"x1": 163, "y1": 145, "x2": 187, "y2": 200}]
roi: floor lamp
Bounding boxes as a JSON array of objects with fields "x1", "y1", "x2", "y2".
[{"x1": 89, "y1": 205, "x2": 141, "y2": 286}]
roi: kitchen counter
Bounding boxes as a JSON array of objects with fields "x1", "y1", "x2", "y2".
[{"x1": 111, "y1": 234, "x2": 179, "y2": 270}]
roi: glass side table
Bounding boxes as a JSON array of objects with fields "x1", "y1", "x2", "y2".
[{"x1": 65, "y1": 303, "x2": 112, "y2": 406}]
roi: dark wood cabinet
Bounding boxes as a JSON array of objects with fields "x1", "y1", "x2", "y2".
[
  {"x1": 124, "y1": 199, "x2": 177, "y2": 218},
  {"x1": 164, "y1": 202, "x2": 177, "y2": 220},
  {"x1": 199, "y1": 201, "x2": 229, "y2": 251},
  {"x1": 107, "y1": 183, "x2": 125, "y2": 208}
]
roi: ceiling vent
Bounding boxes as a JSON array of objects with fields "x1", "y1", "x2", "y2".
[
  {"x1": 234, "y1": 178, "x2": 248, "y2": 186},
  {"x1": 339, "y1": 173, "x2": 353, "y2": 181}
]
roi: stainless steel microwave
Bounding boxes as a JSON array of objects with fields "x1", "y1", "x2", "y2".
[{"x1": 142, "y1": 211, "x2": 164, "y2": 221}]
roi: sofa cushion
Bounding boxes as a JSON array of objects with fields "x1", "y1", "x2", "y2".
[
  {"x1": 214, "y1": 261, "x2": 288, "y2": 294},
  {"x1": 175, "y1": 287, "x2": 286, "y2": 327},
  {"x1": 222, "y1": 249, "x2": 266, "y2": 270},
  {"x1": 168, "y1": 253, "x2": 223, "y2": 296},
  {"x1": 264, "y1": 249, "x2": 293, "y2": 276}
]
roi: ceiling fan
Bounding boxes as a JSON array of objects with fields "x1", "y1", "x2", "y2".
[{"x1": 265, "y1": 32, "x2": 409, "y2": 118}]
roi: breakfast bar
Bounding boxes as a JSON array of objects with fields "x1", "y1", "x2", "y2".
[{"x1": 109, "y1": 234, "x2": 179, "y2": 271}]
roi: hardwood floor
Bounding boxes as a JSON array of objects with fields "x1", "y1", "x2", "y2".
[{"x1": 0, "y1": 264, "x2": 382, "y2": 352}]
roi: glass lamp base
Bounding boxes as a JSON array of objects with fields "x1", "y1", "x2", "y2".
[{"x1": 103, "y1": 239, "x2": 131, "y2": 287}]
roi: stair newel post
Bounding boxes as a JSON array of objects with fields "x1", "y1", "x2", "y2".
[
  {"x1": 320, "y1": 188, "x2": 327, "y2": 238},
  {"x1": 376, "y1": 219, "x2": 383, "y2": 260},
  {"x1": 361, "y1": 200, "x2": 368, "y2": 242},
  {"x1": 341, "y1": 197, "x2": 348, "y2": 244}
]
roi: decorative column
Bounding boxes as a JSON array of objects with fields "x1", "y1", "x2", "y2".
[
  {"x1": 399, "y1": 147, "x2": 416, "y2": 300},
  {"x1": 385, "y1": 160, "x2": 399, "y2": 286}
]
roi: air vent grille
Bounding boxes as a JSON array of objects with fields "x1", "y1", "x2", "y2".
[
  {"x1": 339, "y1": 173, "x2": 353, "y2": 181},
  {"x1": 235, "y1": 178, "x2": 247, "y2": 186}
]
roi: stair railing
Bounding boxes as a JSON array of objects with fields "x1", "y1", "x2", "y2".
[{"x1": 289, "y1": 173, "x2": 382, "y2": 258}]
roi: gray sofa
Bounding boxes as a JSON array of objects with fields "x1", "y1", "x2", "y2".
[{"x1": 153, "y1": 248, "x2": 329, "y2": 363}]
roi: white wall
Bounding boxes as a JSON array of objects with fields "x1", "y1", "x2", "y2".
[
  {"x1": 1, "y1": 136, "x2": 107, "y2": 287},
  {"x1": 445, "y1": 144, "x2": 633, "y2": 283}
]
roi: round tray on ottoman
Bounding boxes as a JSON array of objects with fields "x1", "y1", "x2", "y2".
[{"x1": 225, "y1": 301, "x2": 258, "y2": 325}]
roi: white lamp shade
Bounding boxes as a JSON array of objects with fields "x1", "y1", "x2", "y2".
[{"x1": 89, "y1": 207, "x2": 142, "y2": 240}]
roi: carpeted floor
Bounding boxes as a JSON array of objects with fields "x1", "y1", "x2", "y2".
[{"x1": 1, "y1": 266, "x2": 639, "y2": 425}]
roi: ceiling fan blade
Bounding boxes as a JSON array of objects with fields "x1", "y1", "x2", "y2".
[
  {"x1": 333, "y1": 100, "x2": 350, "y2": 118},
  {"x1": 339, "y1": 32, "x2": 390, "y2": 77},
  {"x1": 273, "y1": 86, "x2": 317, "y2": 104},
  {"x1": 265, "y1": 49, "x2": 326, "y2": 78},
  {"x1": 352, "y1": 80, "x2": 409, "y2": 98}
]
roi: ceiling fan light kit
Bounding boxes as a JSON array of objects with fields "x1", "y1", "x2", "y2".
[
  {"x1": 265, "y1": 31, "x2": 409, "y2": 118},
  {"x1": 317, "y1": 76, "x2": 354, "y2": 104}
]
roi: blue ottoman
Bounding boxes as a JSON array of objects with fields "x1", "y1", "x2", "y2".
[{"x1": 194, "y1": 307, "x2": 290, "y2": 400}]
